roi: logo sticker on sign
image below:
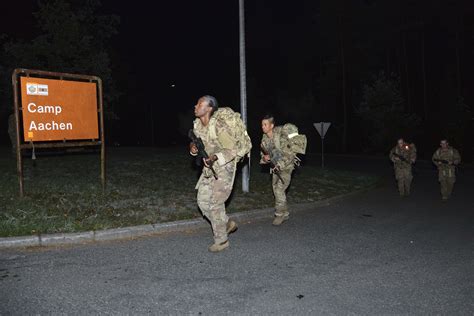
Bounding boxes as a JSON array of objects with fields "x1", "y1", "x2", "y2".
[{"x1": 26, "y1": 83, "x2": 49, "y2": 96}]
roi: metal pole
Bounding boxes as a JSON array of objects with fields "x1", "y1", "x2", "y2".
[
  {"x1": 321, "y1": 122, "x2": 324, "y2": 168},
  {"x1": 321, "y1": 137, "x2": 324, "y2": 169},
  {"x1": 12, "y1": 70, "x2": 24, "y2": 197},
  {"x1": 239, "y1": 0, "x2": 249, "y2": 193},
  {"x1": 97, "y1": 78, "x2": 106, "y2": 192}
]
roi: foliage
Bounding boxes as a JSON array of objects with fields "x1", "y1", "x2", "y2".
[
  {"x1": 1, "y1": 0, "x2": 120, "y2": 117},
  {"x1": 440, "y1": 96, "x2": 472, "y2": 147},
  {"x1": 355, "y1": 72, "x2": 420, "y2": 152}
]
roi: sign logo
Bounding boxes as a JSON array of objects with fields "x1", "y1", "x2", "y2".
[{"x1": 26, "y1": 83, "x2": 49, "y2": 96}]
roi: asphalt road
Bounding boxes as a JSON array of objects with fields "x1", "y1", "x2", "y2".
[{"x1": 1, "y1": 156, "x2": 473, "y2": 315}]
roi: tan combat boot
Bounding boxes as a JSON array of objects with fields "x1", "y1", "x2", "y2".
[
  {"x1": 272, "y1": 215, "x2": 289, "y2": 226},
  {"x1": 226, "y1": 220, "x2": 238, "y2": 234},
  {"x1": 208, "y1": 240, "x2": 229, "y2": 253}
]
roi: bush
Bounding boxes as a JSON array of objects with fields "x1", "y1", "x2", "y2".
[{"x1": 356, "y1": 72, "x2": 420, "y2": 152}]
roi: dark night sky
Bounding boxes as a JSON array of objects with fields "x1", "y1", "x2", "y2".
[
  {"x1": 102, "y1": 0, "x2": 322, "y2": 145},
  {"x1": 106, "y1": 1, "x2": 241, "y2": 144},
  {"x1": 110, "y1": 1, "x2": 240, "y2": 100},
  {"x1": 2, "y1": 0, "x2": 474, "y2": 152}
]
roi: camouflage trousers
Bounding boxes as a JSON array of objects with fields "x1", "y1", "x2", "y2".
[
  {"x1": 394, "y1": 167, "x2": 413, "y2": 196},
  {"x1": 439, "y1": 174, "x2": 456, "y2": 199},
  {"x1": 196, "y1": 162, "x2": 236, "y2": 244},
  {"x1": 272, "y1": 168, "x2": 293, "y2": 218}
]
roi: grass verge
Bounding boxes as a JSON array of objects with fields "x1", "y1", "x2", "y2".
[{"x1": 0, "y1": 147, "x2": 379, "y2": 237}]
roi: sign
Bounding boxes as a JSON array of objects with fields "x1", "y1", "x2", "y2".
[
  {"x1": 13, "y1": 69, "x2": 105, "y2": 197},
  {"x1": 20, "y1": 77, "x2": 99, "y2": 142},
  {"x1": 313, "y1": 122, "x2": 331, "y2": 168},
  {"x1": 313, "y1": 122, "x2": 331, "y2": 138}
]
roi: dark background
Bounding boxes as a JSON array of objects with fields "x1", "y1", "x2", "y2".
[{"x1": 1, "y1": 0, "x2": 473, "y2": 160}]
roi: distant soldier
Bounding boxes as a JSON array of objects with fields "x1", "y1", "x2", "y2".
[
  {"x1": 260, "y1": 114, "x2": 306, "y2": 226},
  {"x1": 389, "y1": 138, "x2": 417, "y2": 196},
  {"x1": 432, "y1": 139, "x2": 461, "y2": 201},
  {"x1": 189, "y1": 95, "x2": 251, "y2": 252}
]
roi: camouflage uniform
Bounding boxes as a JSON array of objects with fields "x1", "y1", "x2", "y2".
[
  {"x1": 193, "y1": 115, "x2": 238, "y2": 245},
  {"x1": 389, "y1": 143, "x2": 417, "y2": 196},
  {"x1": 260, "y1": 126, "x2": 296, "y2": 219},
  {"x1": 432, "y1": 146, "x2": 461, "y2": 200}
]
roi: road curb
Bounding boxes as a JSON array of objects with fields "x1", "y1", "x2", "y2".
[{"x1": 0, "y1": 187, "x2": 372, "y2": 249}]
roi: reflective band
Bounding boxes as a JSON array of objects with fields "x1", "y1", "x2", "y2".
[{"x1": 288, "y1": 132, "x2": 299, "y2": 139}]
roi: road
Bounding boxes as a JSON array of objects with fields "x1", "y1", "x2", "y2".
[{"x1": 1, "y1": 156, "x2": 473, "y2": 315}]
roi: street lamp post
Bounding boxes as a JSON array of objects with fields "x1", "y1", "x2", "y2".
[{"x1": 239, "y1": 0, "x2": 249, "y2": 193}]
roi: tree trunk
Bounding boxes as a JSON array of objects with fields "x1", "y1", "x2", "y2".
[
  {"x1": 150, "y1": 104, "x2": 154, "y2": 146},
  {"x1": 319, "y1": 54, "x2": 324, "y2": 119},
  {"x1": 386, "y1": 47, "x2": 390, "y2": 75},
  {"x1": 339, "y1": 14, "x2": 347, "y2": 153},
  {"x1": 402, "y1": 30, "x2": 411, "y2": 112},
  {"x1": 455, "y1": 27, "x2": 461, "y2": 97},
  {"x1": 421, "y1": 24, "x2": 428, "y2": 120}
]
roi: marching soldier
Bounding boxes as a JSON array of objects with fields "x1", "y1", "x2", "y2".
[
  {"x1": 260, "y1": 114, "x2": 306, "y2": 226},
  {"x1": 432, "y1": 139, "x2": 461, "y2": 201},
  {"x1": 389, "y1": 138, "x2": 417, "y2": 196},
  {"x1": 189, "y1": 95, "x2": 251, "y2": 252}
]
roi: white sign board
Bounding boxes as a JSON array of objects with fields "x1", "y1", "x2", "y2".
[{"x1": 313, "y1": 122, "x2": 331, "y2": 138}]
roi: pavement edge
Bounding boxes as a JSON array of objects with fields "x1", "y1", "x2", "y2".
[{"x1": 0, "y1": 186, "x2": 372, "y2": 249}]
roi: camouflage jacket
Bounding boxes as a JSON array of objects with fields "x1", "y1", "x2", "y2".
[
  {"x1": 192, "y1": 115, "x2": 238, "y2": 178},
  {"x1": 432, "y1": 147, "x2": 461, "y2": 172},
  {"x1": 389, "y1": 144, "x2": 416, "y2": 169},
  {"x1": 260, "y1": 126, "x2": 295, "y2": 170}
]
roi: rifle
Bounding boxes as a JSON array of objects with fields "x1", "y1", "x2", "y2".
[
  {"x1": 261, "y1": 145, "x2": 284, "y2": 184},
  {"x1": 433, "y1": 158, "x2": 451, "y2": 165},
  {"x1": 188, "y1": 129, "x2": 218, "y2": 180},
  {"x1": 433, "y1": 158, "x2": 460, "y2": 174},
  {"x1": 392, "y1": 152, "x2": 411, "y2": 164}
]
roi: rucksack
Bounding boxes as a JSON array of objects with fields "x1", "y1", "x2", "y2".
[
  {"x1": 276, "y1": 123, "x2": 307, "y2": 155},
  {"x1": 209, "y1": 107, "x2": 252, "y2": 160}
]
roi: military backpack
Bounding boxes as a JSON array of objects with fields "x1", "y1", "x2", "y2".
[
  {"x1": 275, "y1": 123, "x2": 307, "y2": 155},
  {"x1": 209, "y1": 107, "x2": 252, "y2": 160}
]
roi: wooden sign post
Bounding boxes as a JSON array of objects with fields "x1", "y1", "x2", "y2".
[{"x1": 12, "y1": 69, "x2": 105, "y2": 197}]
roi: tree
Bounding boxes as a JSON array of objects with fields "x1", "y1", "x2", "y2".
[
  {"x1": 1, "y1": 0, "x2": 120, "y2": 118},
  {"x1": 355, "y1": 72, "x2": 420, "y2": 152},
  {"x1": 441, "y1": 96, "x2": 471, "y2": 148}
]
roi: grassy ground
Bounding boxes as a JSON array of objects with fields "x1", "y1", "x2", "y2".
[{"x1": 0, "y1": 147, "x2": 379, "y2": 237}]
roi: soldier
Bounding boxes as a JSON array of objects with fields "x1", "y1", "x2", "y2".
[
  {"x1": 189, "y1": 96, "x2": 240, "y2": 252},
  {"x1": 260, "y1": 115, "x2": 306, "y2": 226},
  {"x1": 432, "y1": 139, "x2": 461, "y2": 201},
  {"x1": 389, "y1": 138, "x2": 417, "y2": 196}
]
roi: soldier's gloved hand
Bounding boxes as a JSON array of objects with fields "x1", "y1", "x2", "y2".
[
  {"x1": 271, "y1": 165, "x2": 281, "y2": 173},
  {"x1": 190, "y1": 143, "x2": 198, "y2": 156},
  {"x1": 203, "y1": 155, "x2": 217, "y2": 168}
]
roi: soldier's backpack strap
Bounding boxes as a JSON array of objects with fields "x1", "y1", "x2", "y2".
[
  {"x1": 273, "y1": 126, "x2": 282, "y2": 150},
  {"x1": 208, "y1": 117, "x2": 218, "y2": 140}
]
